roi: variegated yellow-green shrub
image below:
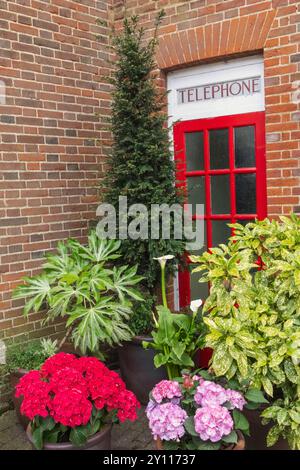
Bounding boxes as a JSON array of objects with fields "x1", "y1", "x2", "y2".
[{"x1": 191, "y1": 215, "x2": 300, "y2": 449}]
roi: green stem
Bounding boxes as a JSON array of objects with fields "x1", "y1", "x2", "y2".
[
  {"x1": 161, "y1": 266, "x2": 168, "y2": 308},
  {"x1": 166, "y1": 362, "x2": 172, "y2": 380}
]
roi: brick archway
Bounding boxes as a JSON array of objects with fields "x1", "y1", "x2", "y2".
[{"x1": 156, "y1": 10, "x2": 277, "y2": 70}]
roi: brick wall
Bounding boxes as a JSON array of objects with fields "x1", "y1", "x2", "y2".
[
  {"x1": 0, "y1": 0, "x2": 114, "y2": 374},
  {"x1": 114, "y1": 0, "x2": 300, "y2": 219},
  {"x1": 0, "y1": 0, "x2": 299, "y2": 399}
]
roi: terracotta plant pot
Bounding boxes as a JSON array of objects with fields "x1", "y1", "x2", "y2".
[
  {"x1": 9, "y1": 368, "x2": 30, "y2": 430},
  {"x1": 118, "y1": 335, "x2": 167, "y2": 405},
  {"x1": 243, "y1": 407, "x2": 289, "y2": 450},
  {"x1": 26, "y1": 423, "x2": 112, "y2": 450},
  {"x1": 155, "y1": 430, "x2": 245, "y2": 451}
]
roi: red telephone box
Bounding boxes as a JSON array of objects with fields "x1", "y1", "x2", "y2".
[{"x1": 173, "y1": 112, "x2": 267, "y2": 367}]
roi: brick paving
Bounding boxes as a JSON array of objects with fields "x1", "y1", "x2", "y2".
[{"x1": 0, "y1": 407, "x2": 154, "y2": 450}]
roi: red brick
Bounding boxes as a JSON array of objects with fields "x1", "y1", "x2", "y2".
[{"x1": 0, "y1": 0, "x2": 299, "y2": 362}]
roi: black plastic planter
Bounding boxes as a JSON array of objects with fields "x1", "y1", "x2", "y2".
[
  {"x1": 118, "y1": 335, "x2": 167, "y2": 405},
  {"x1": 244, "y1": 407, "x2": 290, "y2": 450}
]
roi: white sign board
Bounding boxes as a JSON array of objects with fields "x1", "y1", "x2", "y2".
[
  {"x1": 168, "y1": 55, "x2": 265, "y2": 123},
  {"x1": 177, "y1": 76, "x2": 261, "y2": 104}
]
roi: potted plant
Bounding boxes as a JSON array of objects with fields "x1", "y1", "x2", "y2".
[
  {"x1": 143, "y1": 256, "x2": 204, "y2": 380},
  {"x1": 191, "y1": 215, "x2": 300, "y2": 450},
  {"x1": 16, "y1": 352, "x2": 140, "y2": 450},
  {"x1": 102, "y1": 13, "x2": 185, "y2": 402},
  {"x1": 146, "y1": 372, "x2": 264, "y2": 450},
  {"x1": 5, "y1": 338, "x2": 58, "y2": 429},
  {"x1": 118, "y1": 292, "x2": 167, "y2": 405},
  {"x1": 12, "y1": 231, "x2": 144, "y2": 357}
]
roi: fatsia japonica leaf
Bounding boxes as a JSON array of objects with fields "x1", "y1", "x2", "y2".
[
  {"x1": 67, "y1": 298, "x2": 133, "y2": 352},
  {"x1": 12, "y1": 275, "x2": 52, "y2": 316},
  {"x1": 112, "y1": 265, "x2": 145, "y2": 302},
  {"x1": 84, "y1": 233, "x2": 122, "y2": 262},
  {"x1": 48, "y1": 284, "x2": 90, "y2": 318},
  {"x1": 13, "y1": 231, "x2": 144, "y2": 354}
]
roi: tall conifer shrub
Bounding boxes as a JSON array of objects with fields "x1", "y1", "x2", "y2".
[{"x1": 102, "y1": 13, "x2": 185, "y2": 290}]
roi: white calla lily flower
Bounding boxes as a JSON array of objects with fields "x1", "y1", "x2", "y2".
[
  {"x1": 190, "y1": 299, "x2": 203, "y2": 313},
  {"x1": 153, "y1": 255, "x2": 175, "y2": 269}
]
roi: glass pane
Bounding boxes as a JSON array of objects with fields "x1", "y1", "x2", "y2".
[
  {"x1": 190, "y1": 222, "x2": 208, "y2": 301},
  {"x1": 185, "y1": 132, "x2": 204, "y2": 171},
  {"x1": 191, "y1": 275, "x2": 209, "y2": 301},
  {"x1": 209, "y1": 128, "x2": 229, "y2": 169},
  {"x1": 187, "y1": 218, "x2": 206, "y2": 254},
  {"x1": 188, "y1": 218, "x2": 207, "y2": 256},
  {"x1": 236, "y1": 173, "x2": 256, "y2": 214},
  {"x1": 212, "y1": 220, "x2": 232, "y2": 247},
  {"x1": 211, "y1": 174, "x2": 230, "y2": 214},
  {"x1": 234, "y1": 126, "x2": 255, "y2": 168},
  {"x1": 187, "y1": 176, "x2": 205, "y2": 216}
]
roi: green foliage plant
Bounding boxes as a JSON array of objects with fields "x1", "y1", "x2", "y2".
[
  {"x1": 128, "y1": 293, "x2": 155, "y2": 336},
  {"x1": 144, "y1": 256, "x2": 204, "y2": 379},
  {"x1": 12, "y1": 231, "x2": 144, "y2": 356},
  {"x1": 102, "y1": 13, "x2": 185, "y2": 290},
  {"x1": 5, "y1": 339, "x2": 58, "y2": 373},
  {"x1": 191, "y1": 215, "x2": 300, "y2": 449}
]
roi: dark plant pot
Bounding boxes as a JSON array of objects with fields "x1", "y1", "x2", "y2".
[
  {"x1": 9, "y1": 345, "x2": 119, "y2": 431},
  {"x1": 61, "y1": 342, "x2": 119, "y2": 370},
  {"x1": 9, "y1": 368, "x2": 30, "y2": 431},
  {"x1": 155, "y1": 430, "x2": 245, "y2": 451},
  {"x1": 244, "y1": 407, "x2": 290, "y2": 450},
  {"x1": 118, "y1": 335, "x2": 167, "y2": 405},
  {"x1": 26, "y1": 423, "x2": 112, "y2": 450}
]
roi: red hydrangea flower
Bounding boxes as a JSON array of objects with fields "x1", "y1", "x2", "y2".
[
  {"x1": 75, "y1": 356, "x2": 108, "y2": 377},
  {"x1": 49, "y1": 366, "x2": 88, "y2": 396},
  {"x1": 16, "y1": 353, "x2": 140, "y2": 428},
  {"x1": 16, "y1": 371, "x2": 51, "y2": 421},
  {"x1": 89, "y1": 369, "x2": 125, "y2": 403},
  {"x1": 15, "y1": 370, "x2": 42, "y2": 398},
  {"x1": 106, "y1": 389, "x2": 140, "y2": 422},
  {"x1": 49, "y1": 388, "x2": 92, "y2": 427},
  {"x1": 117, "y1": 390, "x2": 140, "y2": 422},
  {"x1": 41, "y1": 352, "x2": 77, "y2": 378}
]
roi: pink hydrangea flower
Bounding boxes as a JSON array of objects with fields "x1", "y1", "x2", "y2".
[
  {"x1": 226, "y1": 389, "x2": 247, "y2": 410},
  {"x1": 152, "y1": 380, "x2": 182, "y2": 403},
  {"x1": 147, "y1": 402, "x2": 187, "y2": 441},
  {"x1": 194, "y1": 380, "x2": 227, "y2": 407},
  {"x1": 192, "y1": 375, "x2": 204, "y2": 384},
  {"x1": 194, "y1": 405, "x2": 233, "y2": 442}
]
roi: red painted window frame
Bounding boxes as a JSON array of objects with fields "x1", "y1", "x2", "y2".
[{"x1": 174, "y1": 111, "x2": 267, "y2": 308}]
